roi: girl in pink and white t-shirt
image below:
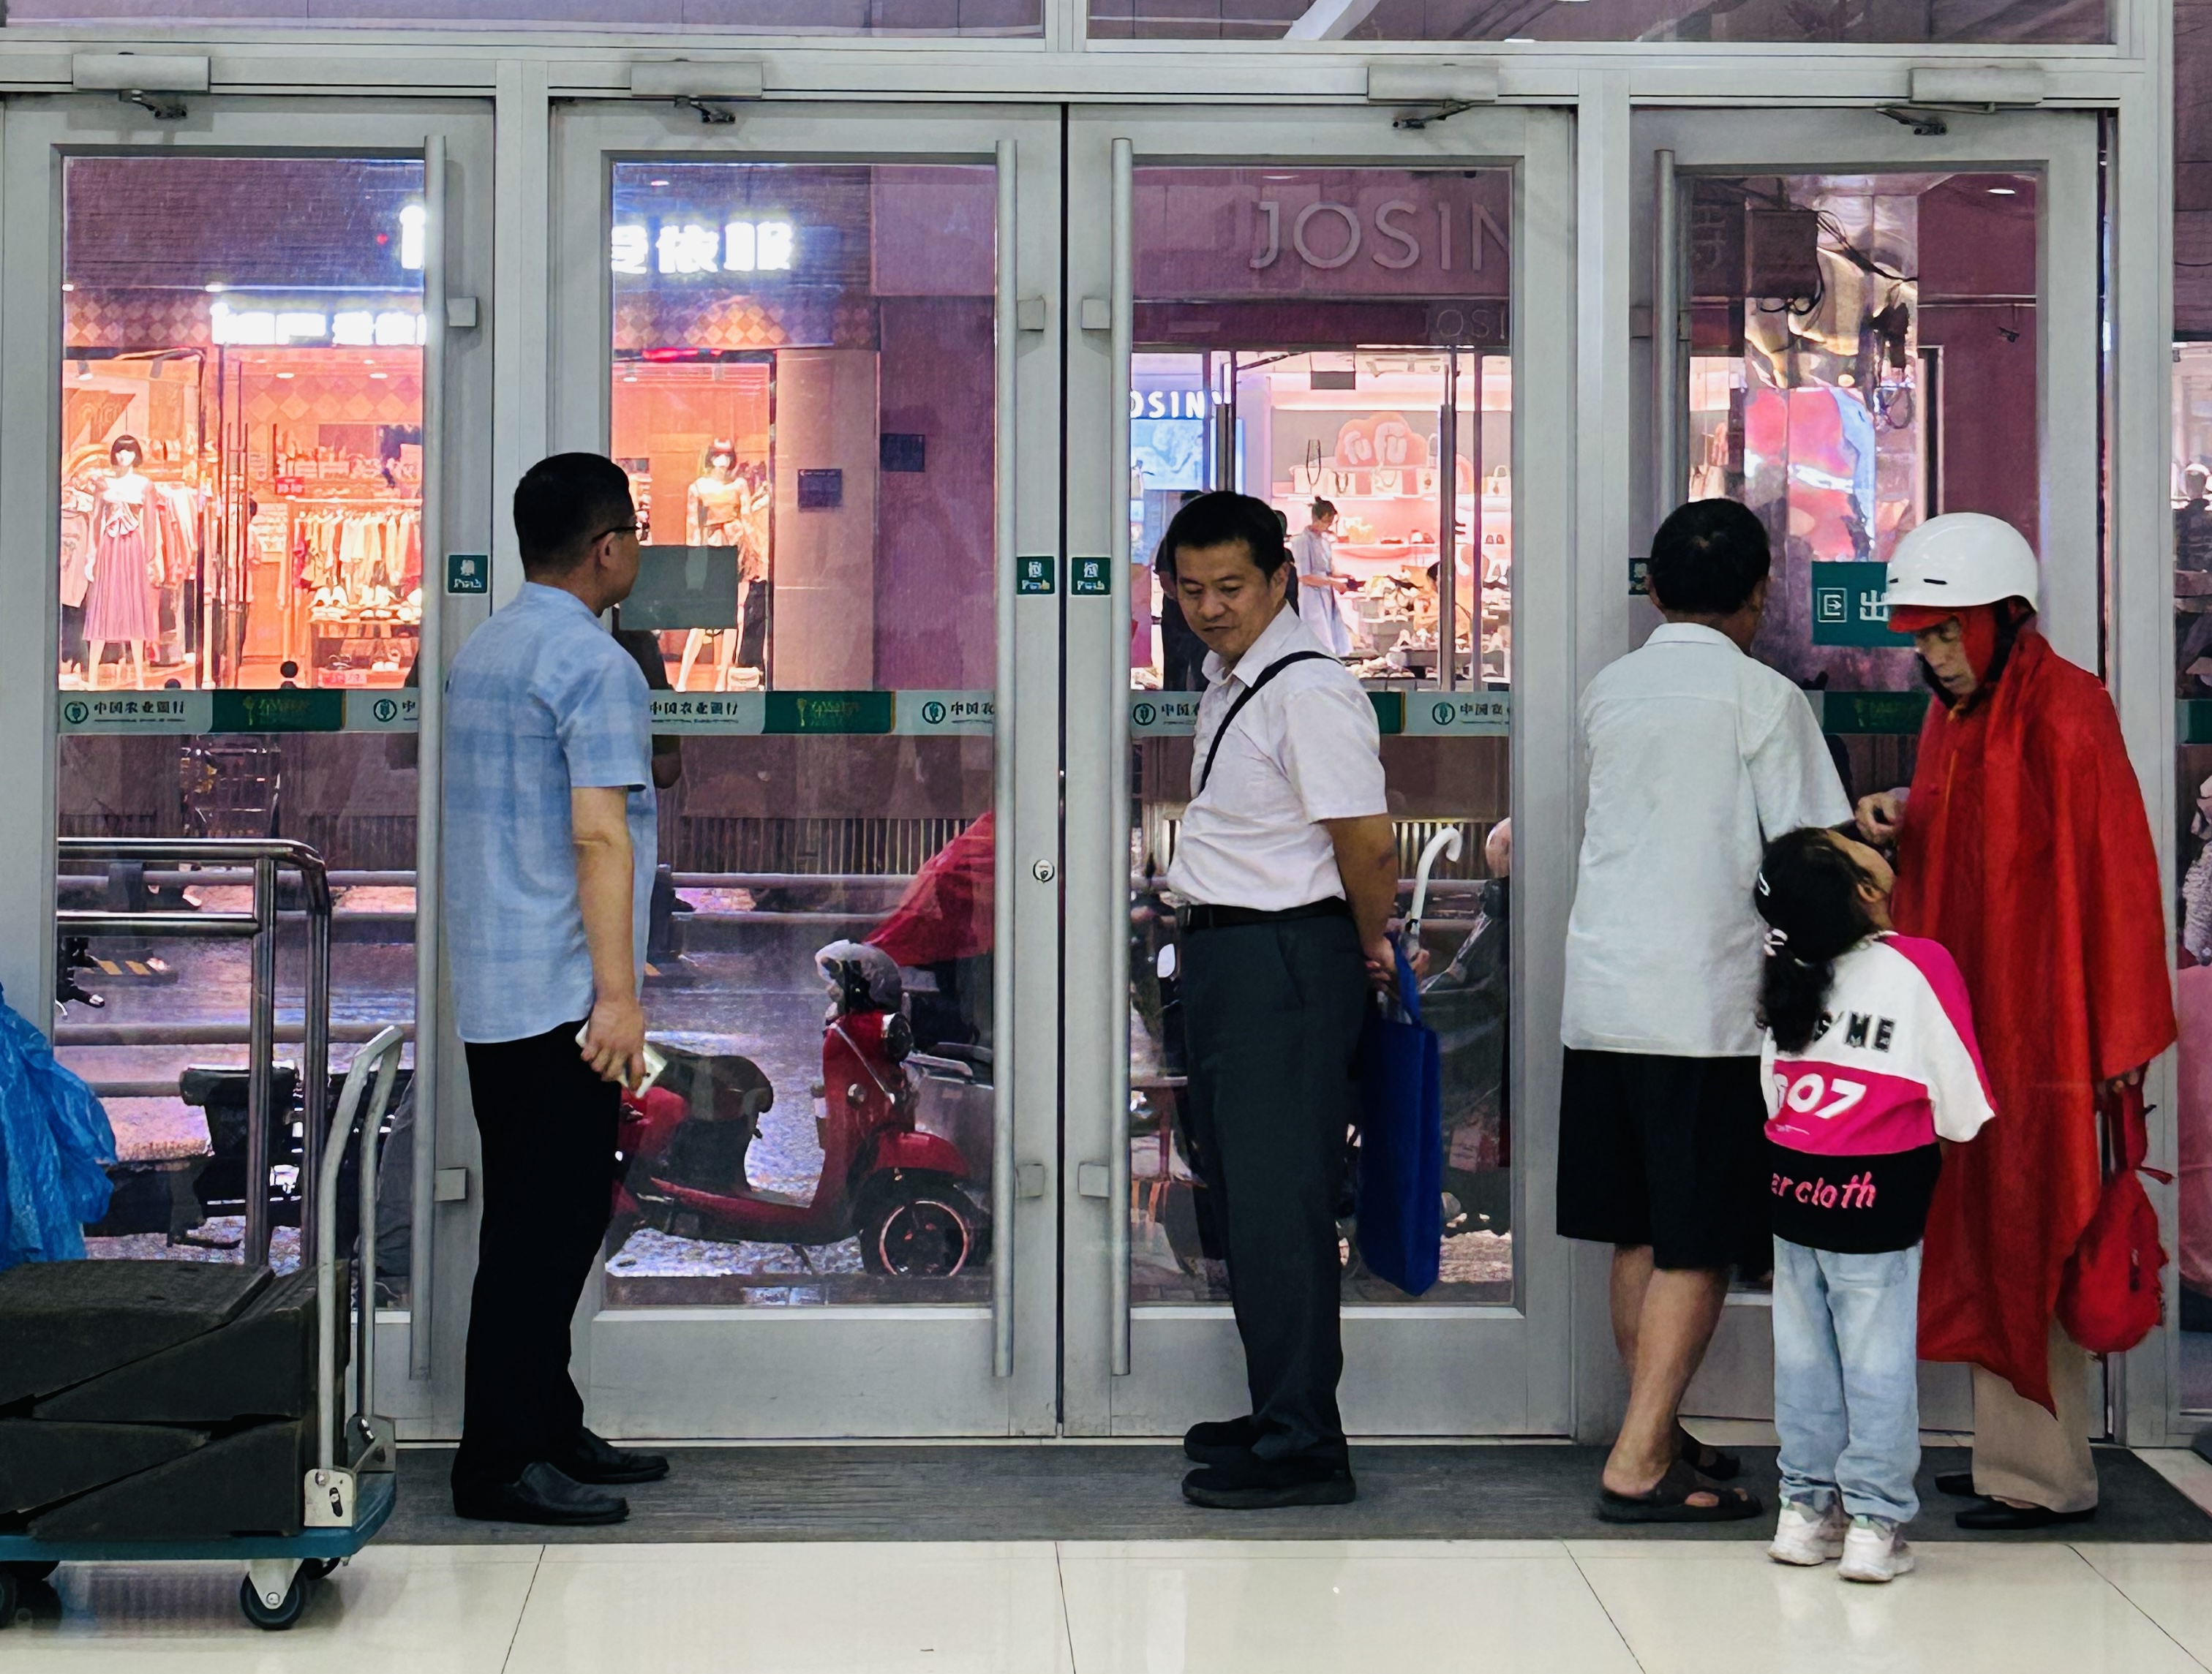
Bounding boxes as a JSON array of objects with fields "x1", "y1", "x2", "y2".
[{"x1": 1753, "y1": 826, "x2": 1995, "y2": 1583}]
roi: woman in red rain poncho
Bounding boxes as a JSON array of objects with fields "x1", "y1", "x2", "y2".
[{"x1": 1857, "y1": 514, "x2": 2175, "y2": 1529}]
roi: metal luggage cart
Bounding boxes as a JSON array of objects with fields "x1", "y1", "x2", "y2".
[{"x1": 0, "y1": 1023, "x2": 408, "y2": 1632}]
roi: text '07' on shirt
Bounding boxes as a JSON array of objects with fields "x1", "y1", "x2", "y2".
[
  {"x1": 1165, "y1": 602, "x2": 1387, "y2": 913},
  {"x1": 443, "y1": 582, "x2": 657, "y2": 1046},
  {"x1": 1560, "y1": 622, "x2": 1851, "y2": 1060},
  {"x1": 1761, "y1": 934, "x2": 1995, "y2": 1253}
]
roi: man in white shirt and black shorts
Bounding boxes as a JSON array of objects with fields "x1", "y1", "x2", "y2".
[
  {"x1": 1558, "y1": 498, "x2": 1849, "y2": 1523},
  {"x1": 1161, "y1": 492, "x2": 1401, "y2": 1511}
]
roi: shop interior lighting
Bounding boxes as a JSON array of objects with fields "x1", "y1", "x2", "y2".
[
  {"x1": 399, "y1": 204, "x2": 426, "y2": 271},
  {"x1": 60, "y1": 282, "x2": 73, "y2": 293},
  {"x1": 204, "y1": 282, "x2": 225, "y2": 294},
  {"x1": 1988, "y1": 186, "x2": 2018, "y2": 195}
]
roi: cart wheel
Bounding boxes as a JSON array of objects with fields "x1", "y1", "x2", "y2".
[
  {"x1": 6, "y1": 1561, "x2": 58, "y2": 1584},
  {"x1": 0, "y1": 1570, "x2": 19, "y2": 1629},
  {"x1": 238, "y1": 1572, "x2": 308, "y2": 1631}
]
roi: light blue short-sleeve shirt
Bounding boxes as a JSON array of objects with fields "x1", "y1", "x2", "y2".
[{"x1": 444, "y1": 583, "x2": 656, "y2": 1044}]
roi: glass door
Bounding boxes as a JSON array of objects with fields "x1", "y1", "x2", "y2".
[
  {"x1": 1063, "y1": 106, "x2": 1576, "y2": 1437},
  {"x1": 1631, "y1": 108, "x2": 2104, "y2": 1428},
  {"x1": 546, "y1": 102, "x2": 1062, "y2": 1438},
  {"x1": 0, "y1": 94, "x2": 495, "y2": 1436}
]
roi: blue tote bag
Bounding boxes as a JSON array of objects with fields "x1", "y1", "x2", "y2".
[{"x1": 1355, "y1": 942, "x2": 1442, "y2": 1296}]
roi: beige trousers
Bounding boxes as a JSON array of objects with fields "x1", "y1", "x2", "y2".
[{"x1": 1969, "y1": 1318, "x2": 2100, "y2": 1513}]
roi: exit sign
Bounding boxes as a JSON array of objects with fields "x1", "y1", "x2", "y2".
[{"x1": 1810, "y1": 562, "x2": 1911, "y2": 648}]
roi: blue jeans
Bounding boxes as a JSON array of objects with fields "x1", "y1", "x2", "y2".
[{"x1": 1772, "y1": 1237, "x2": 1922, "y2": 1527}]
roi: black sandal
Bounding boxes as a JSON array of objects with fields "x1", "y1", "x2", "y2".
[
  {"x1": 1598, "y1": 1458, "x2": 1764, "y2": 1525},
  {"x1": 1676, "y1": 1424, "x2": 1740, "y2": 1482}
]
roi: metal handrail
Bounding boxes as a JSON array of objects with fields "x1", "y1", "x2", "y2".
[
  {"x1": 56, "y1": 836, "x2": 333, "y2": 1267},
  {"x1": 317, "y1": 1025, "x2": 404, "y2": 1481}
]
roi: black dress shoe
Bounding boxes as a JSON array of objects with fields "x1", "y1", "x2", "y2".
[
  {"x1": 557, "y1": 1428, "x2": 671, "y2": 1486},
  {"x1": 1955, "y1": 1499, "x2": 2096, "y2": 1531},
  {"x1": 1182, "y1": 1452, "x2": 1355, "y2": 1510},
  {"x1": 1934, "y1": 1471, "x2": 1978, "y2": 1497},
  {"x1": 454, "y1": 1462, "x2": 629, "y2": 1526},
  {"x1": 1183, "y1": 1415, "x2": 1258, "y2": 1466}
]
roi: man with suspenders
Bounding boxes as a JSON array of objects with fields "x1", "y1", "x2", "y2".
[{"x1": 1158, "y1": 491, "x2": 1401, "y2": 1509}]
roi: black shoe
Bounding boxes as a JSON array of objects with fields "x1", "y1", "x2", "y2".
[
  {"x1": 1182, "y1": 1452, "x2": 1356, "y2": 1510},
  {"x1": 1934, "y1": 1471, "x2": 1978, "y2": 1497},
  {"x1": 1955, "y1": 1499, "x2": 2096, "y2": 1531},
  {"x1": 453, "y1": 1462, "x2": 629, "y2": 1526},
  {"x1": 1183, "y1": 1415, "x2": 1259, "y2": 1467},
  {"x1": 557, "y1": 1428, "x2": 671, "y2": 1486}
]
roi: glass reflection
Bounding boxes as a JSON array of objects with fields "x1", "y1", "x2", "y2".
[{"x1": 2173, "y1": 342, "x2": 2212, "y2": 1412}]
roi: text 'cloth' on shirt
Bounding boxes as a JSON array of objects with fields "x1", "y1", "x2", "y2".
[
  {"x1": 1167, "y1": 604, "x2": 1388, "y2": 913},
  {"x1": 1762, "y1": 933, "x2": 1995, "y2": 1253},
  {"x1": 1562, "y1": 622, "x2": 1851, "y2": 1059}
]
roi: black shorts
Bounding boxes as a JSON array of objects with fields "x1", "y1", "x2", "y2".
[{"x1": 1554, "y1": 1047, "x2": 1771, "y2": 1274}]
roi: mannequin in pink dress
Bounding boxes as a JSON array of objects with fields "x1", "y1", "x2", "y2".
[{"x1": 82, "y1": 434, "x2": 159, "y2": 690}]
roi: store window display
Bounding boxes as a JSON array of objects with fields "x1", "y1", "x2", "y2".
[
  {"x1": 1126, "y1": 167, "x2": 1516, "y2": 1307},
  {"x1": 2172, "y1": 344, "x2": 2212, "y2": 1409},
  {"x1": 54, "y1": 155, "x2": 427, "y2": 1277},
  {"x1": 599, "y1": 160, "x2": 1001, "y2": 1305}
]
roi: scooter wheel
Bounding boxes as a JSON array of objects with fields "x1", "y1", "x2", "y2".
[{"x1": 859, "y1": 1178, "x2": 979, "y2": 1278}]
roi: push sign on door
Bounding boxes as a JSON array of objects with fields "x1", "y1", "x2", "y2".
[
  {"x1": 447, "y1": 552, "x2": 489, "y2": 595},
  {"x1": 1016, "y1": 556, "x2": 1056, "y2": 595},
  {"x1": 1809, "y1": 561, "x2": 1911, "y2": 647}
]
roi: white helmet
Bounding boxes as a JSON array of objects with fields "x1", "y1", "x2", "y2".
[{"x1": 1883, "y1": 513, "x2": 2040, "y2": 614}]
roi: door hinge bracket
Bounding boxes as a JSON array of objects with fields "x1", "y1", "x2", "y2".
[
  {"x1": 120, "y1": 89, "x2": 189, "y2": 121},
  {"x1": 1392, "y1": 99, "x2": 1478, "y2": 132},
  {"x1": 672, "y1": 96, "x2": 740, "y2": 125}
]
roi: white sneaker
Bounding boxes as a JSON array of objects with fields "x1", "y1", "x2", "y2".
[
  {"x1": 1838, "y1": 1517, "x2": 1916, "y2": 1583},
  {"x1": 1768, "y1": 1498, "x2": 1849, "y2": 1565}
]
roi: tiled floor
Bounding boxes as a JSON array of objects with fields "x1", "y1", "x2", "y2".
[{"x1": 4, "y1": 1455, "x2": 2211, "y2": 1672}]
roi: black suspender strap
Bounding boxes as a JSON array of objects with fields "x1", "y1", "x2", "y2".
[{"x1": 1197, "y1": 650, "x2": 1333, "y2": 794}]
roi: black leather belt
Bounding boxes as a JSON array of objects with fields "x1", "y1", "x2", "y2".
[{"x1": 1176, "y1": 897, "x2": 1351, "y2": 935}]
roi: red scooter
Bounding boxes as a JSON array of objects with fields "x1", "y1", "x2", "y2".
[{"x1": 615, "y1": 942, "x2": 990, "y2": 1277}]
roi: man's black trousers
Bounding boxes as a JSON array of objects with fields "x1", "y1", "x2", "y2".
[
  {"x1": 1179, "y1": 911, "x2": 1369, "y2": 1464},
  {"x1": 452, "y1": 1019, "x2": 620, "y2": 1490}
]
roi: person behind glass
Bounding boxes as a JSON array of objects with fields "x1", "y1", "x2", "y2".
[
  {"x1": 1289, "y1": 498, "x2": 1354, "y2": 659},
  {"x1": 1558, "y1": 498, "x2": 1849, "y2": 1523},
  {"x1": 1753, "y1": 827, "x2": 1994, "y2": 1584},
  {"x1": 1162, "y1": 491, "x2": 1398, "y2": 1510},
  {"x1": 443, "y1": 453, "x2": 672, "y2": 1526}
]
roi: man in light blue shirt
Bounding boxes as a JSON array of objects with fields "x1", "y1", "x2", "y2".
[{"x1": 443, "y1": 453, "x2": 670, "y2": 1527}]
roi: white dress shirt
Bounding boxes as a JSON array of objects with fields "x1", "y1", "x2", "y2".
[
  {"x1": 1167, "y1": 600, "x2": 1388, "y2": 911},
  {"x1": 1561, "y1": 622, "x2": 1850, "y2": 1058}
]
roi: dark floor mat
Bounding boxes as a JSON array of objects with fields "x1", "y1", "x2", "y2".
[{"x1": 380, "y1": 1443, "x2": 2211, "y2": 1545}]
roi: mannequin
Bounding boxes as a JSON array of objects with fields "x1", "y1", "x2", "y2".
[
  {"x1": 82, "y1": 434, "x2": 159, "y2": 690},
  {"x1": 686, "y1": 440, "x2": 747, "y2": 546},
  {"x1": 679, "y1": 440, "x2": 753, "y2": 690}
]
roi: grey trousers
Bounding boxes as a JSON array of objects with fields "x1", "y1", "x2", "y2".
[{"x1": 1178, "y1": 910, "x2": 1369, "y2": 1463}]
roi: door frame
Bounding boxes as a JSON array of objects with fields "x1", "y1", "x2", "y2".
[
  {"x1": 1620, "y1": 106, "x2": 2105, "y2": 1431},
  {"x1": 543, "y1": 99, "x2": 1065, "y2": 1439},
  {"x1": 1060, "y1": 102, "x2": 1578, "y2": 1439}
]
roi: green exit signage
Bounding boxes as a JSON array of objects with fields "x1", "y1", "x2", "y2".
[{"x1": 1810, "y1": 562, "x2": 1912, "y2": 648}]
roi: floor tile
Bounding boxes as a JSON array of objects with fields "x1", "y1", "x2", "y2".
[
  {"x1": 1058, "y1": 1541, "x2": 1638, "y2": 1674},
  {"x1": 2072, "y1": 1543, "x2": 2212, "y2": 1667},
  {"x1": 1574, "y1": 1540, "x2": 2205, "y2": 1674},
  {"x1": 508, "y1": 1541, "x2": 1070, "y2": 1673},
  {"x1": 0, "y1": 1545, "x2": 540, "y2": 1671}
]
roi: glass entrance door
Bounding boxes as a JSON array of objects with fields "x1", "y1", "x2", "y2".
[
  {"x1": 1631, "y1": 108, "x2": 2104, "y2": 1428},
  {"x1": 1062, "y1": 107, "x2": 1576, "y2": 1437},
  {"x1": 546, "y1": 102, "x2": 1063, "y2": 1438},
  {"x1": 0, "y1": 94, "x2": 495, "y2": 1437}
]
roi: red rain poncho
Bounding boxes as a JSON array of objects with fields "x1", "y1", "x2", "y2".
[
  {"x1": 1892, "y1": 627, "x2": 2175, "y2": 1409},
  {"x1": 868, "y1": 811, "x2": 995, "y2": 968}
]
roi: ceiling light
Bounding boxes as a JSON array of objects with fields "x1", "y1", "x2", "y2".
[
  {"x1": 1987, "y1": 186, "x2": 2017, "y2": 195},
  {"x1": 650, "y1": 178, "x2": 671, "y2": 187},
  {"x1": 277, "y1": 372, "x2": 294, "y2": 380}
]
